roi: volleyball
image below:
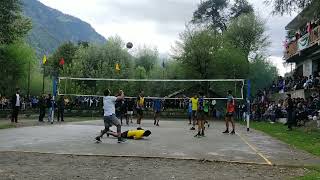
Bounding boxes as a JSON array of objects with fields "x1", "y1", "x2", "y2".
[{"x1": 126, "y1": 42, "x2": 133, "y2": 49}]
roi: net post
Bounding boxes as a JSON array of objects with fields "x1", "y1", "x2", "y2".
[
  {"x1": 246, "y1": 79, "x2": 251, "y2": 132},
  {"x1": 52, "y1": 76, "x2": 58, "y2": 121}
]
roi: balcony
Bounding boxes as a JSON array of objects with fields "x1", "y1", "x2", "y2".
[{"x1": 284, "y1": 26, "x2": 320, "y2": 61}]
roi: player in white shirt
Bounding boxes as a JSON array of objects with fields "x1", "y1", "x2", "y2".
[{"x1": 95, "y1": 89, "x2": 125, "y2": 143}]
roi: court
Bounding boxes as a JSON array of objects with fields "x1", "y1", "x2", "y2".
[{"x1": 0, "y1": 119, "x2": 319, "y2": 167}]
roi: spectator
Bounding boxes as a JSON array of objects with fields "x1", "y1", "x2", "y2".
[
  {"x1": 11, "y1": 88, "x2": 21, "y2": 123},
  {"x1": 38, "y1": 94, "x2": 46, "y2": 122},
  {"x1": 57, "y1": 95, "x2": 65, "y2": 122}
]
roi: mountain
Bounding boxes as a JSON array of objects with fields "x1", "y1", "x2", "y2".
[{"x1": 22, "y1": 0, "x2": 106, "y2": 55}]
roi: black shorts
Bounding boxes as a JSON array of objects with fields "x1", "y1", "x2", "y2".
[
  {"x1": 197, "y1": 111, "x2": 206, "y2": 120},
  {"x1": 137, "y1": 109, "x2": 143, "y2": 116},
  {"x1": 192, "y1": 110, "x2": 197, "y2": 118},
  {"x1": 226, "y1": 112, "x2": 234, "y2": 117}
]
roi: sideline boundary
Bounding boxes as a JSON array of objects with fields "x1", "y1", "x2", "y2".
[{"x1": 236, "y1": 132, "x2": 273, "y2": 166}]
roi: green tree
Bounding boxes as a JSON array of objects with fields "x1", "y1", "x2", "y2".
[
  {"x1": 264, "y1": 0, "x2": 317, "y2": 15},
  {"x1": 224, "y1": 13, "x2": 269, "y2": 60},
  {"x1": 230, "y1": 0, "x2": 254, "y2": 19},
  {"x1": 174, "y1": 28, "x2": 222, "y2": 79},
  {"x1": 46, "y1": 42, "x2": 78, "y2": 77},
  {"x1": 0, "y1": 42, "x2": 36, "y2": 95},
  {"x1": 135, "y1": 47, "x2": 158, "y2": 74},
  {"x1": 0, "y1": 0, "x2": 32, "y2": 44},
  {"x1": 192, "y1": 0, "x2": 228, "y2": 32},
  {"x1": 248, "y1": 56, "x2": 278, "y2": 95}
]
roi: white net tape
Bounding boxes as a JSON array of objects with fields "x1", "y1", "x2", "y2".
[{"x1": 58, "y1": 77, "x2": 245, "y2": 100}]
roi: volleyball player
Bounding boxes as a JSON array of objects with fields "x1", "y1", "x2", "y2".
[
  {"x1": 153, "y1": 97, "x2": 162, "y2": 126},
  {"x1": 223, "y1": 90, "x2": 236, "y2": 135},
  {"x1": 195, "y1": 92, "x2": 206, "y2": 137},
  {"x1": 106, "y1": 128, "x2": 151, "y2": 140},
  {"x1": 190, "y1": 94, "x2": 198, "y2": 130},
  {"x1": 95, "y1": 89, "x2": 126, "y2": 143},
  {"x1": 136, "y1": 90, "x2": 145, "y2": 128}
]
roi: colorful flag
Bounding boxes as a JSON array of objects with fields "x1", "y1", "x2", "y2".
[
  {"x1": 42, "y1": 55, "x2": 47, "y2": 65},
  {"x1": 59, "y1": 58, "x2": 65, "y2": 66},
  {"x1": 116, "y1": 63, "x2": 120, "y2": 71}
]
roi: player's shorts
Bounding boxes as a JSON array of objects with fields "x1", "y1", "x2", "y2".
[
  {"x1": 154, "y1": 109, "x2": 161, "y2": 114},
  {"x1": 104, "y1": 114, "x2": 120, "y2": 129},
  {"x1": 127, "y1": 111, "x2": 133, "y2": 115},
  {"x1": 137, "y1": 109, "x2": 143, "y2": 116},
  {"x1": 197, "y1": 111, "x2": 206, "y2": 120},
  {"x1": 192, "y1": 110, "x2": 197, "y2": 118},
  {"x1": 226, "y1": 112, "x2": 235, "y2": 118}
]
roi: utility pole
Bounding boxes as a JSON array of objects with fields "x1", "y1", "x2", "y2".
[{"x1": 27, "y1": 60, "x2": 31, "y2": 97}]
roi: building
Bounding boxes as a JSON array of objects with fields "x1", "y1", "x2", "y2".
[{"x1": 284, "y1": 2, "x2": 320, "y2": 78}]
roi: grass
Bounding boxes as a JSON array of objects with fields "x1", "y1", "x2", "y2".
[
  {"x1": 241, "y1": 120, "x2": 320, "y2": 179},
  {"x1": 296, "y1": 166, "x2": 320, "y2": 180},
  {"x1": 0, "y1": 123, "x2": 15, "y2": 129},
  {"x1": 243, "y1": 121, "x2": 320, "y2": 157}
]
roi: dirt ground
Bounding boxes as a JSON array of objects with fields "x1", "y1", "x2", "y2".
[{"x1": 0, "y1": 152, "x2": 307, "y2": 180}]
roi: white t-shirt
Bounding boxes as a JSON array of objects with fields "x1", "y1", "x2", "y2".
[
  {"x1": 103, "y1": 96, "x2": 117, "y2": 116},
  {"x1": 15, "y1": 94, "x2": 20, "y2": 107}
]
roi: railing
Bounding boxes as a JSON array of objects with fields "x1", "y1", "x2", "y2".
[
  {"x1": 284, "y1": 26, "x2": 320, "y2": 60},
  {"x1": 310, "y1": 26, "x2": 320, "y2": 45},
  {"x1": 284, "y1": 41, "x2": 297, "y2": 59}
]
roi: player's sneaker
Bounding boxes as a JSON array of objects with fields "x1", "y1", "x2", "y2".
[
  {"x1": 118, "y1": 138, "x2": 126, "y2": 143},
  {"x1": 190, "y1": 127, "x2": 195, "y2": 130},
  {"x1": 194, "y1": 132, "x2": 202, "y2": 138},
  {"x1": 201, "y1": 132, "x2": 205, "y2": 137},
  {"x1": 230, "y1": 130, "x2": 235, "y2": 135},
  {"x1": 222, "y1": 130, "x2": 229, "y2": 134},
  {"x1": 95, "y1": 136, "x2": 102, "y2": 143}
]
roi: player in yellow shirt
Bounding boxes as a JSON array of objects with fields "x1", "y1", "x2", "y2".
[
  {"x1": 136, "y1": 90, "x2": 145, "y2": 127},
  {"x1": 190, "y1": 95, "x2": 198, "y2": 130},
  {"x1": 106, "y1": 128, "x2": 151, "y2": 140}
]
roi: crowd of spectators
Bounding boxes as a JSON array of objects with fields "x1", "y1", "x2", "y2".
[
  {"x1": 248, "y1": 89, "x2": 320, "y2": 126},
  {"x1": 271, "y1": 73, "x2": 320, "y2": 93}
]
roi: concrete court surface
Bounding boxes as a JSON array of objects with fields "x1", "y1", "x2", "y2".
[{"x1": 0, "y1": 119, "x2": 319, "y2": 166}]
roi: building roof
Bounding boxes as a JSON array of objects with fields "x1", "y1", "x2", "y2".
[{"x1": 285, "y1": 2, "x2": 319, "y2": 30}]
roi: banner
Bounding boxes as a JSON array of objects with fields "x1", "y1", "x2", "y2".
[{"x1": 298, "y1": 34, "x2": 309, "y2": 51}]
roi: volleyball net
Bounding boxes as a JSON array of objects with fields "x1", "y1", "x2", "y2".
[{"x1": 57, "y1": 77, "x2": 245, "y2": 100}]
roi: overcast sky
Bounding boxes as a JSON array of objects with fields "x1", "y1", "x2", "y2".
[{"x1": 39, "y1": 0, "x2": 295, "y2": 75}]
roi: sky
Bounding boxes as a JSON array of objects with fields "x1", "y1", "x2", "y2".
[{"x1": 39, "y1": 0, "x2": 296, "y2": 75}]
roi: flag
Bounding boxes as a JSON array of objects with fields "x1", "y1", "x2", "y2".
[
  {"x1": 42, "y1": 55, "x2": 47, "y2": 65},
  {"x1": 116, "y1": 63, "x2": 120, "y2": 71},
  {"x1": 59, "y1": 58, "x2": 65, "y2": 66}
]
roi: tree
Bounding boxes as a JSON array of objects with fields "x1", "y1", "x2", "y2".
[
  {"x1": 224, "y1": 13, "x2": 269, "y2": 60},
  {"x1": 264, "y1": 0, "x2": 318, "y2": 15},
  {"x1": 0, "y1": 42, "x2": 36, "y2": 95},
  {"x1": 248, "y1": 56, "x2": 278, "y2": 95},
  {"x1": 230, "y1": 0, "x2": 254, "y2": 19},
  {"x1": 46, "y1": 42, "x2": 78, "y2": 77},
  {"x1": 135, "y1": 47, "x2": 158, "y2": 74},
  {"x1": 174, "y1": 28, "x2": 222, "y2": 79},
  {"x1": 0, "y1": 0, "x2": 32, "y2": 44},
  {"x1": 192, "y1": 0, "x2": 228, "y2": 32}
]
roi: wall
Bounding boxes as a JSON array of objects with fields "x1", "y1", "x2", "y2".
[{"x1": 303, "y1": 59, "x2": 313, "y2": 77}]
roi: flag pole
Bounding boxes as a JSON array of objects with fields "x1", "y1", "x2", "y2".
[{"x1": 42, "y1": 65, "x2": 45, "y2": 94}]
